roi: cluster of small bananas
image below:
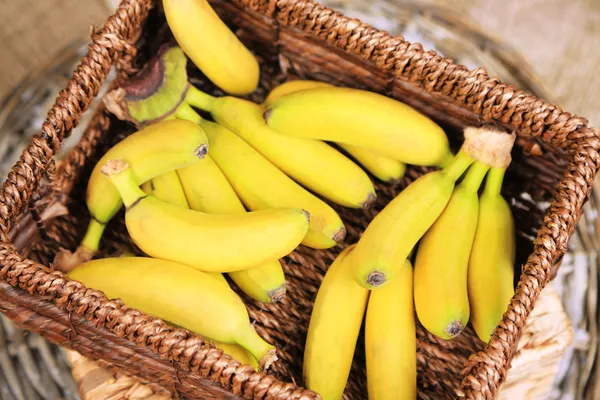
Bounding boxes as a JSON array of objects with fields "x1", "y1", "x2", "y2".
[
  {"x1": 305, "y1": 126, "x2": 517, "y2": 399},
  {"x1": 54, "y1": 0, "x2": 518, "y2": 398}
]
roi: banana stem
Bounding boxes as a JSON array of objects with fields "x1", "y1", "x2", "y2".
[
  {"x1": 101, "y1": 160, "x2": 147, "y2": 208},
  {"x1": 80, "y1": 219, "x2": 107, "y2": 253},
  {"x1": 441, "y1": 150, "x2": 474, "y2": 181},
  {"x1": 460, "y1": 161, "x2": 490, "y2": 192},
  {"x1": 235, "y1": 327, "x2": 277, "y2": 371},
  {"x1": 175, "y1": 102, "x2": 203, "y2": 125},
  {"x1": 484, "y1": 167, "x2": 506, "y2": 196},
  {"x1": 186, "y1": 86, "x2": 216, "y2": 112}
]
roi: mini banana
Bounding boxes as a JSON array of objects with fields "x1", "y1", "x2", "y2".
[
  {"x1": 468, "y1": 167, "x2": 515, "y2": 343},
  {"x1": 67, "y1": 256, "x2": 276, "y2": 369},
  {"x1": 162, "y1": 0, "x2": 259, "y2": 95},
  {"x1": 414, "y1": 161, "x2": 490, "y2": 339},
  {"x1": 365, "y1": 258, "x2": 416, "y2": 400},
  {"x1": 185, "y1": 87, "x2": 376, "y2": 209},
  {"x1": 57, "y1": 119, "x2": 208, "y2": 271},
  {"x1": 197, "y1": 119, "x2": 346, "y2": 249},
  {"x1": 338, "y1": 143, "x2": 406, "y2": 183},
  {"x1": 351, "y1": 149, "x2": 474, "y2": 289},
  {"x1": 263, "y1": 86, "x2": 452, "y2": 166},
  {"x1": 141, "y1": 170, "x2": 189, "y2": 208},
  {"x1": 101, "y1": 159, "x2": 309, "y2": 273},
  {"x1": 303, "y1": 245, "x2": 370, "y2": 399},
  {"x1": 177, "y1": 155, "x2": 287, "y2": 303},
  {"x1": 264, "y1": 80, "x2": 406, "y2": 183},
  {"x1": 263, "y1": 80, "x2": 334, "y2": 107}
]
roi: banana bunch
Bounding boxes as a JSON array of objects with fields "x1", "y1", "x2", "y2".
[
  {"x1": 303, "y1": 126, "x2": 517, "y2": 399},
  {"x1": 56, "y1": 22, "x2": 521, "y2": 397}
]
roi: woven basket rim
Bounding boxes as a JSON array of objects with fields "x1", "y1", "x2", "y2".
[{"x1": 0, "y1": 0, "x2": 598, "y2": 399}]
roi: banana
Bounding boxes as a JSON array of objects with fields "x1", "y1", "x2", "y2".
[
  {"x1": 197, "y1": 119, "x2": 346, "y2": 249},
  {"x1": 177, "y1": 155, "x2": 287, "y2": 303},
  {"x1": 263, "y1": 86, "x2": 452, "y2": 166},
  {"x1": 468, "y1": 167, "x2": 515, "y2": 343},
  {"x1": 162, "y1": 0, "x2": 259, "y2": 95},
  {"x1": 263, "y1": 80, "x2": 406, "y2": 183},
  {"x1": 338, "y1": 143, "x2": 406, "y2": 183},
  {"x1": 206, "y1": 339, "x2": 259, "y2": 371},
  {"x1": 141, "y1": 170, "x2": 189, "y2": 208},
  {"x1": 351, "y1": 150, "x2": 474, "y2": 289},
  {"x1": 303, "y1": 245, "x2": 370, "y2": 399},
  {"x1": 414, "y1": 161, "x2": 490, "y2": 339},
  {"x1": 101, "y1": 159, "x2": 309, "y2": 273},
  {"x1": 365, "y1": 258, "x2": 416, "y2": 400},
  {"x1": 74, "y1": 119, "x2": 208, "y2": 262},
  {"x1": 67, "y1": 256, "x2": 276, "y2": 369},
  {"x1": 186, "y1": 88, "x2": 376, "y2": 209},
  {"x1": 263, "y1": 80, "x2": 334, "y2": 107}
]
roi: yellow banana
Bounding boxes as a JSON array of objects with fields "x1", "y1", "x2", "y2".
[
  {"x1": 414, "y1": 161, "x2": 490, "y2": 339},
  {"x1": 264, "y1": 86, "x2": 452, "y2": 166},
  {"x1": 162, "y1": 0, "x2": 259, "y2": 95},
  {"x1": 263, "y1": 80, "x2": 406, "y2": 183},
  {"x1": 351, "y1": 150, "x2": 474, "y2": 289},
  {"x1": 67, "y1": 257, "x2": 276, "y2": 369},
  {"x1": 206, "y1": 339, "x2": 259, "y2": 371},
  {"x1": 263, "y1": 80, "x2": 334, "y2": 107},
  {"x1": 101, "y1": 159, "x2": 309, "y2": 273},
  {"x1": 303, "y1": 245, "x2": 370, "y2": 399},
  {"x1": 79, "y1": 119, "x2": 208, "y2": 257},
  {"x1": 338, "y1": 143, "x2": 406, "y2": 183},
  {"x1": 197, "y1": 119, "x2": 345, "y2": 249},
  {"x1": 365, "y1": 258, "x2": 416, "y2": 400},
  {"x1": 141, "y1": 170, "x2": 189, "y2": 208},
  {"x1": 186, "y1": 88, "x2": 376, "y2": 209},
  {"x1": 177, "y1": 155, "x2": 287, "y2": 303},
  {"x1": 468, "y1": 167, "x2": 515, "y2": 342}
]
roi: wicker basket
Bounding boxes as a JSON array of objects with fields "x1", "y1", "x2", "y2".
[{"x1": 0, "y1": 0, "x2": 598, "y2": 399}]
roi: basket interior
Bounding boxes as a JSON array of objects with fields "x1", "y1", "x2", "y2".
[{"x1": 21, "y1": 1, "x2": 571, "y2": 399}]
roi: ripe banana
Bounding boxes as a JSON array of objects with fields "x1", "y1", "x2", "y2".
[
  {"x1": 186, "y1": 88, "x2": 376, "y2": 208},
  {"x1": 351, "y1": 150, "x2": 474, "y2": 289},
  {"x1": 414, "y1": 161, "x2": 490, "y2": 339},
  {"x1": 197, "y1": 119, "x2": 345, "y2": 249},
  {"x1": 67, "y1": 256, "x2": 276, "y2": 369},
  {"x1": 338, "y1": 143, "x2": 406, "y2": 183},
  {"x1": 264, "y1": 86, "x2": 452, "y2": 166},
  {"x1": 303, "y1": 245, "x2": 370, "y2": 399},
  {"x1": 162, "y1": 0, "x2": 259, "y2": 95},
  {"x1": 468, "y1": 167, "x2": 515, "y2": 342},
  {"x1": 206, "y1": 338, "x2": 259, "y2": 371},
  {"x1": 365, "y1": 258, "x2": 416, "y2": 400},
  {"x1": 101, "y1": 159, "x2": 309, "y2": 273},
  {"x1": 177, "y1": 155, "x2": 287, "y2": 303},
  {"x1": 263, "y1": 80, "x2": 406, "y2": 183},
  {"x1": 75, "y1": 119, "x2": 208, "y2": 262},
  {"x1": 263, "y1": 80, "x2": 334, "y2": 107},
  {"x1": 141, "y1": 170, "x2": 189, "y2": 208}
]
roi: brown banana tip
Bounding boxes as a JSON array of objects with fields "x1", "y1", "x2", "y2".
[
  {"x1": 263, "y1": 108, "x2": 272, "y2": 122},
  {"x1": 445, "y1": 321, "x2": 465, "y2": 338},
  {"x1": 101, "y1": 159, "x2": 129, "y2": 177},
  {"x1": 302, "y1": 209, "x2": 311, "y2": 222},
  {"x1": 333, "y1": 227, "x2": 347, "y2": 243},
  {"x1": 259, "y1": 348, "x2": 278, "y2": 372},
  {"x1": 269, "y1": 285, "x2": 286, "y2": 302},
  {"x1": 195, "y1": 143, "x2": 208, "y2": 159},
  {"x1": 360, "y1": 192, "x2": 377, "y2": 209},
  {"x1": 53, "y1": 246, "x2": 95, "y2": 272},
  {"x1": 366, "y1": 271, "x2": 386, "y2": 287}
]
